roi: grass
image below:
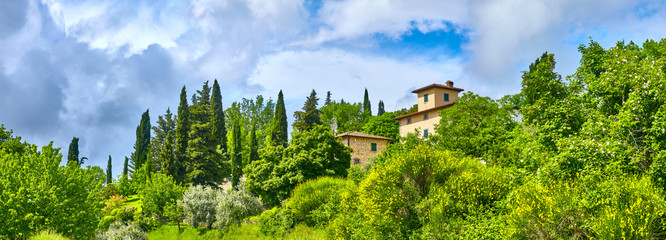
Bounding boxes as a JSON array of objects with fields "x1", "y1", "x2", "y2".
[
  {"x1": 148, "y1": 222, "x2": 326, "y2": 240},
  {"x1": 124, "y1": 194, "x2": 143, "y2": 214},
  {"x1": 27, "y1": 230, "x2": 71, "y2": 240}
]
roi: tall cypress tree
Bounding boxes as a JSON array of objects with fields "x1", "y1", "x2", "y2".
[
  {"x1": 363, "y1": 88, "x2": 371, "y2": 116},
  {"x1": 211, "y1": 80, "x2": 228, "y2": 156},
  {"x1": 175, "y1": 86, "x2": 189, "y2": 183},
  {"x1": 378, "y1": 100, "x2": 385, "y2": 116},
  {"x1": 187, "y1": 81, "x2": 222, "y2": 185},
  {"x1": 325, "y1": 91, "x2": 332, "y2": 106},
  {"x1": 249, "y1": 124, "x2": 259, "y2": 163},
  {"x1": 231, "y1": 122, "x2": 243, "y2": 189},
  {"x1": 67, "y1": 137, "x2": 80, "y2": 167},
  {"x1": 293, "y1": 89, "x2": 321, "y2": 132},
  {"x1": 106, "y1": 155, "x2": 112, "y2": 184},
  {"x1": 123, "y1": 157, "x2": 129, "y2": 178},
  {"x1": 161, "y1": 132, "x2": 177, "y2": 181},
  {"x1": 271, "y1": 90, "x2": 288, "y2": 148},
  {"x1": 130, "y1": 109, "x2": 151, "y2": 174}
]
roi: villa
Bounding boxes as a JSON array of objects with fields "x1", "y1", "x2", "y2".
[{"x1": 393, "y1": 81, "x2": 464, "y2": 137}]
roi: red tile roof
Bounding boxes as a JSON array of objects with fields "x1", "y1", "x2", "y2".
[
  {"x1": 392, "y1": 102, "x2": 455, "y2": 120},
  {"x1": 411, "y1": 83, "x2": 464, "y2": 93},
  {"x1": 335, "y1": 131, "x2": 395, "y2": 141}
]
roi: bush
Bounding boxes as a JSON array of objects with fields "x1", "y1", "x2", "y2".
[
  {"x1": 117, "y1": 175, "x2": 135, "y2": 196},
  {"x1": 104, "y1": 195, "x2": 126, "y2": 213},
  {"x1": 96, "y1": 221, "x2": 147, "y2": 240},
  {"x1": 140, "y1": 173, "x2": 183, "y2": 219},
  {"x1": 178, "y1": 185, "x2": 218, "y2": 229},
  {"x1": 28, "y1": 230, "x2": 70, "y2": 240},
  {"x1": 259, "y1": 207, "x2": 294, "y2": 236},
  {"x1": 285, "y1": 177, "x2": 348, "y2": 227},
  {"x1": 101, "y1": 184, "x2": 121, "y2": 199},
  {"x1": 216, "y1": 187, "x2": 263, "y2": 232}
]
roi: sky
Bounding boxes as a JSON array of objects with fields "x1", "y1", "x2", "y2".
[{"x1": 1, "y1": 0, "x2": 666, "y2": 176}]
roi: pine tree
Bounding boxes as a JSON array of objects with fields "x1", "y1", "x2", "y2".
[
  {"x1": 130, "y1": 109, "x2": 151, "y2": 175},
  {"x1": 211, "y1": 80, "x2": 228, "y2": 156},
  {"x1": 249, "y1": 124, "x2": 259, "y2": 163},
  {"x1": 231, "y1": 122, "x2": 243, "y2": 189},
  {"x1": 325, "y1": 91, "x2": 332, "y2": 106},
  {"x1": 363, "y1": 88, "x2": 372, "y2": 116},
  {"x1": 123, "y1": 157, "x2": 129, "y2": 178},
  {"x1": 67, "y1": 137, "x2": 80, "y2": 167},
  {"x1": 378, "y1": 100, "x2": 385, "y2": 116},
  {"x1": 293, "y1": 89, "x2": 321, "y2": 132},
  {"x1": 150, "y1": 108, "x2": 175, "y2": 172},
  {"x1": 106, "y1": 155, "x2": 112, "y2": 184},
  {"x1": 271, "y1": 90, "x2": 288, "y2": 148},
  {"x1": 175, "y1": 86, "x2": 189, "y2": 182},
  {"x1": 161, "y1": 132, "x2": 177, "y2": 181},
  {"x1": 187, "y1": 81, "x2": 223, "y2": 185}
]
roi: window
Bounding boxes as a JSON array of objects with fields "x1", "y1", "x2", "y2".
[
  {"x1": 424, "y1": 94, "x2": 429, "y2": 102},
  {"x1": 444, "y1": 93, "x2": 449, "y2": 102},
  {"x1": 407, "y1": 118, "x2": 412, "y2": 124},
  {"x1": 423, "y1": 114, "x2": 429, "y2": 120},
  {"x1": 371, "y1": 143, "x2": 377, "y2": 152},
  {"x1": 424, "y1": 129, "x2": 429, "y2": 137},
  {"x1": 353, "y1": 158, "x2": 360, "y2": 165}
]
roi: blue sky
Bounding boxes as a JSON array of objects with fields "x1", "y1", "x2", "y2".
[{"x1": 2, "y1": 0, "x2": 666, "y2": 176}]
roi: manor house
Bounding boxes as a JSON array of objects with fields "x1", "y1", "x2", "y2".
[{"x1": 393, "y1": 81, "x2": 464, "y2": 137}]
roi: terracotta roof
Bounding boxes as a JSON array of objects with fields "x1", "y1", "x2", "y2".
[
  {"x1": 392, "y1": 102, "x2": 455, "y2": 120},
  {"x1": 411, "y1": 83, "x2": 464, "y2": 93},
  {"x1": 335, "y1": 131, "x2": 395, "y2": 141}
]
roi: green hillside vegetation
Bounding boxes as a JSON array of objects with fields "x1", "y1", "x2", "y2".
[{"x1": 4, "y1": 39, "x2": 666, "y2": 239}]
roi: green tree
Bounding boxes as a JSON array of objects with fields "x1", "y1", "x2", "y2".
[
  {"x1": 175, "y1": 86, "x2": 189, "y2": 183},
  {"x1": 211, "y1": 79, "x2": 228, "y2": 156},
  {"x1": 160, "y1": 133, "x2": 177, "y2": 180},
  {"x1": 320, "y1": 101, "x2": 365, "y2": 133},
  {"x1": 293, "y1": 89, "x2": 321, "y2": 132},
  {"x1": 130, "y1": 109, "x2": 151, "y2": 174},
  {"x1": 435, "y1": 92, "x2": 516, "y2": 161},
  {"x1": 122, "y1": 156, "x2": 129, "y2": 178},
  {"x1": 246, "y1": 125, "x2": 351, "y2": 206},
  {"x1": 66, "y1": 137, "x2": 86, "y2": 166},
  {"x1": 363, "y1": 88, "x2": 372, "y2": 116},
  {"x1": 271, "y1": 90, "x2": 289, "y2": 148},
  {"x1": 362, "y1": 112, "x2": 399, "y2": 139},
  {"x1": 231, "y1": 122, "x2": 243, "y2": 189},
  {"x1": 249, "y1": 125, "x2": 259, "y2": 164},
  {"x1": 187, "y1": 81, "x2": 226, "y2": 185},
  {"x1": 377, "y1": 100, "x2": 385, "y2": 116},
  {"x1": 0, "y1": 130, "x2": 104, "y2": 239},
  {"x1": 149, "y1": 108, "x2": 175, "y2": 172},
  {"x1": 140, "y1": 173, "x2": 183, "y2": 219},
  {"x1": 325, "y1": 91, "x2": 332, "y2": 106},
  {"x1": 107, "y1": 155, "x2": 112, "y2": 184}
]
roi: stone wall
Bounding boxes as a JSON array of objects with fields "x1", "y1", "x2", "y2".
[{"x1": 339, "y1": 136, "x2": 390, "y2": 165}]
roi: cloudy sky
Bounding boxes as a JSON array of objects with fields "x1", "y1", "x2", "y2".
[{"x1": 1, "y1": 0, "x2": 666, "y2": 175}]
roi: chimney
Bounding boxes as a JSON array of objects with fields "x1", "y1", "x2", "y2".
[{"x1": 446, "y1": 80, "x2": 454, "y2": 87}]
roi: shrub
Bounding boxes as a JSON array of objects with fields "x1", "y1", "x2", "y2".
[
  {"x1": 285, "y1": 177, "x2": 348, "y2": 227},
  {"x1": 100, "y1": 184, "x2": 121, "y2": 199},
  {"x1": 178, "y1": 185, "x2": 218, "y2": 229},
  {"x1": 259, "y1": 207, "x2": 294, "y2": 236},
  {"x1": 117, "y1": 175, "x2": 135, "y2": 196},
  {"x1": 28, "y1": 230, "x2": 70, "y2": 240},
  {"x1": 104, "y1": 195, "x2": 126, "y2": 213},
  {"x1": 140, "y1": 173, "x2": 183, "y2": 218},
  {"x1": 96, "y1": 221, "x2": 147, "y2": 240},
  {"x1": 216, "y1": 187, "x2": 263, "y2": 232}
]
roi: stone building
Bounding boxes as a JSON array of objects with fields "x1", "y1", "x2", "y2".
[
  {"x1": 393, "y1": 81, "x2": 464, "y2": 137},
  {"x1": 336, "y1": 131, "x2": 394, "y2": 165}
]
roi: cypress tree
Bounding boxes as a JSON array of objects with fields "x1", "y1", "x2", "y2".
[
  {"x1": 211, "y1": 80, "x2": 228, "y2": 156},
  {"x1": 67, "y1": 137, "x2": 80, "y2": 167},
  {"x1": 249, "y1": 125, "x2": 258, "y2": 163},
  {"x1": 123, "y1": 157, "x2": 129, "y2": 177},
  {"x1": 363, "y1": 88, "x2": 371, "y2": 116},
  {"x1": 187, "y1": 81, "x2": 222, "y2": 185},
  {"x1": 175, "y1": 86, "x2": 189, "y2": 182},
  {"x1": 231, "y1": 122, "x2": 243, "y2": 189},
  {"x1": 325, "y1": 91, "x2": 332, "y2": 106},
  {"x1": 271, "y1": 90, "x2": 288, "y2": 148},
  {"x1": 106, "y1": 155, "x2": 112, "y2": 184},
  {"x1": 130, "y1": 109, "x2": 151, "y2": 174},
  {"x1": 161, "y1": 133, "x2": 177, "y2": 181},
  {"x1": 378, "y1": 100, "x2": 385, "y2": 116},
  {"x1": 293, "y1": 89, "x2": 321, "y2": 132}
]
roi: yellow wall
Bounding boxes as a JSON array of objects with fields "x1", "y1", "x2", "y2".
[
  {"x1": 417, "y1": 88, "x2": 460, "y2": 111},
  {"x1": 398, "y1": 109, "x2": 443, "y2": 137}
]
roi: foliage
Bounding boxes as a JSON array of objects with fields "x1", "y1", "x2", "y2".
[
  {"x1": 130, "y1": 109, "x2": 151, "y2": 174},
  {"x1": 246, "y1": 125, "x2": 351, "y2": 206},
  {"x1": 231, "y1": 121, "x2": 243, "y2": 189},
  {"x1": 28, "y1": 229, "x2": 71, "y2": 240},
  {"x1": 284, "y1": 177, "x2": 348, "y2": 227},
  {"x1": 96, "y1": 221, "x2": 147, "y2": 240},
  {"x1": 293, "y1": 89, "x2": 321, "y2": 132},
  {"x1": 320, "y1": 101, "x2": 365, "y2": 133},
  {"x1": 259, "y1": 207, "x2": 294, "y2": 236},
  {"x1": 100, "y1": 183, "x2": 120, "y2": 199},
  {"x1": 0, "y1": 135, "x2": 103, "y2": 239},
  {"x1": 106, "y1": 155, "x2": 113, "y2": 184},
  {"x1": 216, "y1": 187, "x2": 263, "y2": 231},
  {"x1": 270, "y1": 90, "x2": 289, "y2": 148},
  {"x1": 149, "y1": 108, "x2": 176, "y2": 172},
  {"x1": 435, "y1": 92, "x2": 516, "y2": 161},
  {"x1": 211, "y1": 79, "x2": 228, "y2": 156},
  {"x1": 361, "y1": 112, "x2": 399, "y2": 139},
  {"x1": 377, "y1": 100, "x2": 385, "y2": 116},
  {"x1": 363, "y1": 88, "x2": 372, "y2": 116},
  {"x1": 140, "y1": 173, "x2": 183, "y2": 219},
  {"x1": 175, "y1": 86, "x2": 189, "y2": 184},
  {"x1": 179, "y1": 185, "x2": 218, "y2": 230}
]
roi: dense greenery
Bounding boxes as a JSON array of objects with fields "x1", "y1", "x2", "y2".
[{"x1": 7, "y1": 38, "x2": 666, "y2": 239}]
